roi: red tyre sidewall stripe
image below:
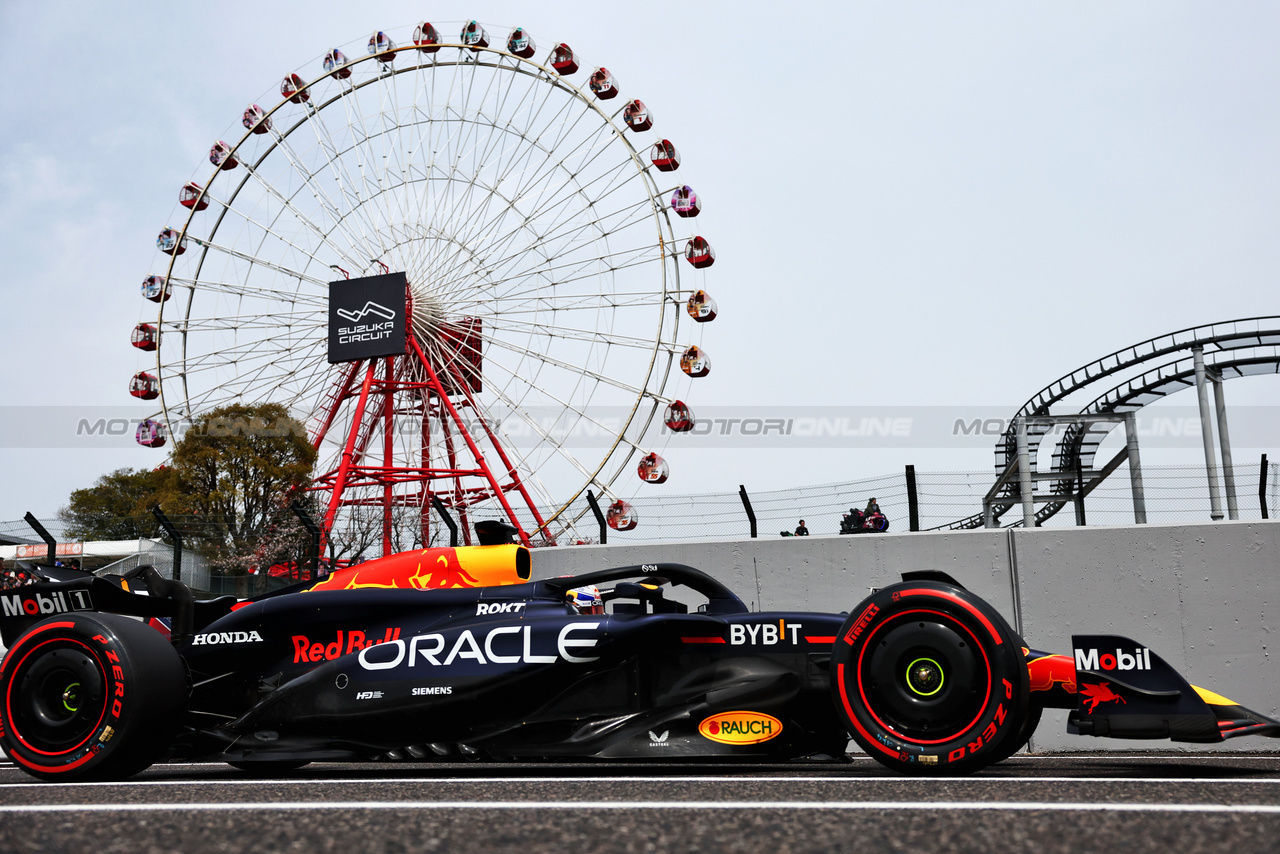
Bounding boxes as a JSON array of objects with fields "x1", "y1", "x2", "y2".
[
  {"x1": 855, "y1": 608, "x2": 993, "y2": 746},
  {"x1": 4, "y1": 635, "x2": 110, "y2": 761},
  {"x1": 894, "y1": 588, "x2": 1003, "y2": 645},
  {"x1": 10, "y1": 744, "x2": 100, "y2": 775},
  {"x1": 836, "y1": 663, "x2": 898, "y2": 758},
  {"x1": 0, "y1": 621, "x2": 77, "y2": 680}
]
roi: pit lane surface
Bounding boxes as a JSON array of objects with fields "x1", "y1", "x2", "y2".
[{"x1": 3, "y1": 754, "x2": 1280, "y2": 853}]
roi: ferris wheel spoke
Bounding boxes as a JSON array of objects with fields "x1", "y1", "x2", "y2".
[
  {"x1": 297, "y1": 108, "x2": 393, "y2": 260},
  {"x1": 500, "y1": 115, "x2": 635, "y2": 226},
  {"x1": 407, "y1": 165, "x2": 527, "y2": 278},
  {"x1": 229, "y1": 151, "x2": 369, "y2": 274},
  {"x1": 518, "y1": 88, "x2": 609, "y2": 185},
  {"x1": 478, "y1": 352, "x2": 652, "y2": 477},
  {"x1": 385, "y1": 63, "x2": 424, "y2": 272},
  {"x1": 480, "y1": 69, "x2": 574, "y2": 203},
  {"x1": 460, "y1": 374, "x2": 605, "y2": 487},
  {"x1": 430, "y1": 164, "x2": 522, "y2": 284},
  {"x1": 374, "y1": 80, "x2": 433, "y2": 268},
  {"x1": 454, "y1": 145, "x2": 650, "y2": 284},
  {"x1": 479, "y1": 333, "x2": 651, "y2": 398},
  {"x1": 414, "y1": 89, "x2": 599, "y2": 284},
  {"x1": 186, "y1": 235, "x2": 329, "y2": 286},
  {"x1": 441, "y1": 100, "x2": 599, "y2": 255},
  {"x1": 330, "y1": 86, "x2": 408, "y2": 260},
  {"x1": 168, "y1": 317, "x2": 325, "y2": 336},
  {"x1": 438, "y1": 64, "x2": 513, "y2": 215},
  {"x1": 440, "y1": 124, "x2": 586, "y2": 273},
  {"x1": 468, "y1": 244, "x2": 667, "y2": 308},
  {"x1": 416, "y1": 71, "x2": 490, "y2": 268},
  {"x1": 434, "y1": 195, "x2": 609, "y2": 300},
  {"x1": 419, "y1": 80, "x2": 599, "y2": 270},
  {"x1": 269, "y1": 127, "x2": 382, "y2": 259},
  {"x1": 482, "y1": 315, "x2": 677, "y2": 353},
  {"x1": 165, "y1": 276, "x2": 327, "y2": 307},
  {"x1": 268, "y1": 363, "x2": 348, "y2": 424},
  {"x1": 398, "y1": 78, "x2": 470, "y2": 284},
  {"x1": 174, "y1": 340, "x2": 327, "y2": 385},
  {"x1": 479, "y1": 290, "x2": 675, "y2": 316},
  {"x1": 465, "y1": 192, "x2": 655, "y2": 299},
  {"x1": 415, "y1": 59, "x2": 465, "y2": 277},
  {"x1": 383, "y1": 119, "x2": 487, "y2": 279},
  {"x1": 350, "y1": 114, "x2": 548, "y2": 282},
  {"x1": 451, "y1": 142, "x2": 618, "y2": 272},
  {"x1": 201, "y1": 203, "x2": 351, "y2": 282},
  {"x1": 175, "y1": 323, "x2": 325, "y2": 358},
  {"x1": 181, "y1": 350, "x2": 329, "y2": 408}
]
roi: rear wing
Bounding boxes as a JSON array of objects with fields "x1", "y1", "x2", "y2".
[{"x1": 0, "y1": 565, "x2": 200, "y2": 647}]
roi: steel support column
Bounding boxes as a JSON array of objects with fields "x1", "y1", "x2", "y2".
[
  {"x1": 1016, "y1": 417, "x2": 1036, "y2": 527},
  {"x1": 1193, "y1": 346, "x2": 1225, "y2": 520},
  {"x1": 1124, "y1": 412, "x2": 1147, "y2": 524},
  {"x1": 322, "y1": 361, "x2": 378, "y2": 554},
  {"x1": 381, "y1": 357, "x2": 395, "y2": 556},
  {"x1": 1074, "y1": 459, "x2": 1087, "y2": 527},
  {"x1": 1211, "y1": 373, "x2": 1239, "y2": 520}
]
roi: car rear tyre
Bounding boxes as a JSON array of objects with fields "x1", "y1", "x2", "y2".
[
  {"x1": 0, "y1": 612, "x2": 187, "y2": 782},
  {"x1": 830, "y1": 580, "x2": 1030, "y2": 775}
]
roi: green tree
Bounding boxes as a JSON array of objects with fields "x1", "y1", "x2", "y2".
[
  {"x1": 58, "y1": 467, "x2": 174, "y2": 541},
  {"x1": 165, "y1": 403, "x2": 317, "y2": 568}
]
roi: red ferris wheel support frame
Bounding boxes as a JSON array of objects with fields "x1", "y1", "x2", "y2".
[{"x1": 307, "y1": 331, "x2": 553, "y2": 558}]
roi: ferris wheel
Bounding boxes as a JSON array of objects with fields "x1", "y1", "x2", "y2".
[{"x1": 129, "y1": 22, "x2": 720, "y2": 551}]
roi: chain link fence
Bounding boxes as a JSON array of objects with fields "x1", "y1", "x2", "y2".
[
  {"x1": 565, "y1": 460, "x2": 1280, "y2": 544},
  {"x1": 4, "y1": 461, "x2": 1276, "y2": 561}
]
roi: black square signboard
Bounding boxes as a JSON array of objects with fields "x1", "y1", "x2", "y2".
[{"x1": 328, "y1": 272, "x2": 407, "y2": 363}]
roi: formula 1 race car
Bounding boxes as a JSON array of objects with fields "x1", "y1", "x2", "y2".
[{"x1": 2, "y1": 539, "x2": 1278, "y2": 781}]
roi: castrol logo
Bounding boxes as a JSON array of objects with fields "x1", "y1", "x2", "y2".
[{"x1": 697, "y1": 711, "x2": 783, "y2": 745}]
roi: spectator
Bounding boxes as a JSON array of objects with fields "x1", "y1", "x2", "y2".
[
  {"x1": 864, "y1": 497, "x2": 881, "y2": 516},
  {"x1": 795, "y1": 519, "x2": 809, "y2": 536}
]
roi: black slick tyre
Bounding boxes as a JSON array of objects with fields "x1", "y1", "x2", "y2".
[
  {"x1": 830, "y1": 580, "x2": 1030, "y2": 775},
  {"x1": 0, "y1": 612, "x2": 187, "y2": 782}
]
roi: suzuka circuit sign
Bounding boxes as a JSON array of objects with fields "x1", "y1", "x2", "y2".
[{"x1": 328, "y1": 272, "x2": 408, "y2": 363}]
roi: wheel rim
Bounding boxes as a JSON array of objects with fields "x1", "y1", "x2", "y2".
[
  {"x1": 856, "y1": 610, "x2": 992, "y2": 745},
  {"x1": 8, "y1": 640, "x2": 107, "y2": 755}
]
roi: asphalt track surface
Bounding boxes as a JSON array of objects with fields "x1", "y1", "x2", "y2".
[{"x1": 3, "y1": 754, "x2": 1280, "y2": 853}]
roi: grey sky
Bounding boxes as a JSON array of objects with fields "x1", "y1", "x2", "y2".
[{"x1": 1, "y1": 1, "x2": 1275, "y2": 524}]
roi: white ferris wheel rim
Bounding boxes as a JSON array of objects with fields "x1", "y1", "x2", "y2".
[{"x1": 143, "y1": 23, "x2": 709, "y2": 539}]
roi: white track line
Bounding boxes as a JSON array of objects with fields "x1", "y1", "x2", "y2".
[
  {"x1": 3, "y1": 801, "x2": 1280, "y2": 815},
  {"x1": 2, "y1": 775, "x2": 1280, "y2": 789}
]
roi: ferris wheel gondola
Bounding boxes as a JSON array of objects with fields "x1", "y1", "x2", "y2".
[{"x1": 132, "y1": 22, "x2": 721, "y2": 550}]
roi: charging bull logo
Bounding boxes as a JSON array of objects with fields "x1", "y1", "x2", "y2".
[
  {"x1": 1079, "y1": 682, "x2": 1127, "y2": 713},
  {"x1": 310, "y1": 548, "x2": 480, "y2": 591},
  {"x1": 1027, "y1": 653, "x2": 1078, "y2": 694},
  {"x1": 307, "y1": 544, "x2": 529, "y2": 593},
  {"x1": 413, "y1": 553, "x2": 481, "y2": 589}
]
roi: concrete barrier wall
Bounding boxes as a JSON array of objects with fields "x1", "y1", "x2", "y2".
[
  {"x1": 532, "y1": 519, "x2": 1280, "y2": 754},
  {"x1": 1012, "y1": 520, "x2": 1280, "y2": 751},
  {"x1": 531, "y1": 530, "x2": 1018, "y2": 620}
]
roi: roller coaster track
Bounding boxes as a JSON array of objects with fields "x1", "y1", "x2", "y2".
[{"x1": 939, "y1": 316, "x2": 1280, "y2": 530}]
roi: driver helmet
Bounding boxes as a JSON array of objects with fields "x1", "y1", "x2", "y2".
[{"x1": 566, "y1": 584, "x2": 604, "y2": 615}]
